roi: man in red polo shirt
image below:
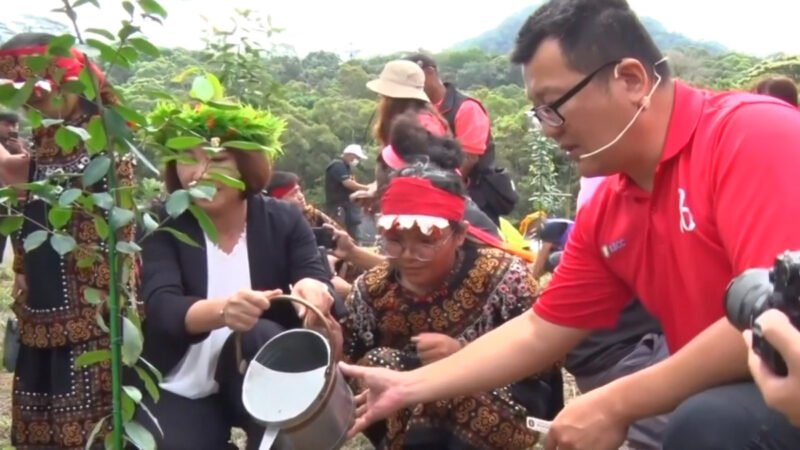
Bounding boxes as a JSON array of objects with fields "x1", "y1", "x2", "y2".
[{"x1": 341, "y1": 1, "x2": 800, "y2": 449}]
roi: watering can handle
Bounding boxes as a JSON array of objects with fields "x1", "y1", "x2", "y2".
[{"x1": 234, "y1": 294, "x2": 336, "y2": 374}]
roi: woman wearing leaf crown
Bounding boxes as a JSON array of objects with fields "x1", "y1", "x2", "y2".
[
  {"x1": 137, "y1": 99, "x2": 336, "y2": 449},
  {"x1": 0, "y1": 32, "x2": 136, "y2": 449}
]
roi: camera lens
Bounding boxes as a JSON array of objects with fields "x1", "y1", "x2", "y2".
[{"x1": 725, "y1": 268, "x2": 773, "y2": 330}]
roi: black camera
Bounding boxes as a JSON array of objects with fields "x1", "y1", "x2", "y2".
[
  {"x1": 311, "y1": 227, "x2": 335, "y2": 250},
  {"x1": 725, "y1": 251, "x2": 800, "y2": 376}
]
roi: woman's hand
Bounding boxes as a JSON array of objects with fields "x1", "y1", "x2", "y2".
[
  {"x1": 291, "y1": 277, "x2": 334, "y2": 319},
  {"x1": 221, "y1": 289, "x2": 282, "y2": 332},
  {"x1": 327, "y1": 224, "x2": 357, "y2": 260}
]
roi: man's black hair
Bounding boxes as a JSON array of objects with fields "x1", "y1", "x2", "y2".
[
  {"x1": 0, "y1": 32, "x2": 55, "y2": 50},
  {"x1": 404, "y1": 53, "x2": 437, "y2": 70},
  {"x1": 511, "y1": 0, "x2": 669, "y2": 79},
  {"x1": 0, "y1": 112, "x2": 20, "y2": 124},
  {"x1": 265, "y1": 171, "x2": 300, "y2": 194}
]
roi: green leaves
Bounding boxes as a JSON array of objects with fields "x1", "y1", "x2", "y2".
[
  {"x1": 23, "y1": 230, "x2": 49, "y2": 252},
  {"x1": 86, "y1": 117, "x2": 107, "y2": 154},
  {"x1": 91, "y1": 192, "x2": 114, "y2": 210},
  {"x1": 84, "y1": 287, "x2": 103, "y2": 305},
  {"x1": 138, "y1": 0, "x2": 168, "y2": 18},
  {"x1": 116, "y1": 241, "x2": 142, "y2": 254},
  {"x1": 188, "y1": 185, "x2": 216, "y2": 201},
  {"x1": 79, "y1": 68, "x2": 97, "y2": 101},
  {"x1": 142, "y1": 213, "x2": 159, "y2": 233},
  {"x1": 129, "y1": 38, "x2": 160, "y2": 57},
  {"x1": 25, "y1": 55, "x2": 52, "y2": 73},
  {"x1": 124, "y1": 420, "x2": 156, "y2": 450},
  {"x1": 8, "y1": 80, "x2": 35, "y2": 110},
  {"x1": 75, "y1": 349, "x2": 111, "y2": 368},
  {"x1": 160, "y1": 227, "x2": 199, "y2": 247},
  {"x1": 82, "y1": 156, "x2": 111, "y2": 187},
  {"x1": 190, "y1": 76, "x2": 214, "y2": 102},
  {"x1": 85, "y1": 28, "x2": 115, "y2": 41},
  {"x1": 113, "y1": 105, "x2": 147, "y2": 128},
  {"x1": 48, "y1": 206, "x2": 73, "y2": 229},
  {"x1": 121, "y1": 316, "x2": 143, "y2": 365},
  {"x1": 94, "y1": 215, "x2": 109, "y2": 239},
  {"x1": 123, "y1": 385, "x2": 142, "y2": 404},
  {"x1": 165, "y1": 136, "x2": 204, "y2": 150},
  {"x1": 0, "y1": 216, "x2": 23, "y2": 236},
  {"x1": 86, "y1": 416, "x2": 107, "y2": 450},
  {"x1": 59, "y1": 188, "x2": 83, "y2": 207},
  {"x1": 110, "y1": 207, "x2": 135, "y2": 230},
  {"x1": 55, "y1": 126, "x2": 81, "y2": 153},
  {"x1": 47, "y1": 34, "x2": 76, "y2": 57},
  {"x1": 165, "y1": 190, "x2": 190, "y2": 217},
  {"x1": 27, "y1": 109, "x2": 43, "y2": 128},
  {"x1": 207, "y1": 172, "x2": 245, "y2": 190},
  {"x1": 134, "y1": 366, "x2": 159, "y2": 402},
  {"x1": 51, "y1": 233, "x2": 77, "y2": 256},
  {"x1": 189, "y1": 205, "x2": 218, "y2": 243},
  {"x1": 86, "y1": 38, "x2": 130, "y2": 69}
]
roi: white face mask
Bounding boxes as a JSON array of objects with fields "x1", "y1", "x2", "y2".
[{"x1": 349, "y1": 159, "x2": 360, "y2": 168}]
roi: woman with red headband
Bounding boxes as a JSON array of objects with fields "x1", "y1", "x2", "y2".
[
  {"x1": 331, "y1": 165, "x2": 562, "y2": 449},
  {"x1": 0, "y1": 33, "x2": 135, "y2": 449}
]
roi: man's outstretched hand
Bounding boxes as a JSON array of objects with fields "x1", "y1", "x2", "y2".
[{"x1": 339, "y1": 362, "x2": 412, "y2": 438}]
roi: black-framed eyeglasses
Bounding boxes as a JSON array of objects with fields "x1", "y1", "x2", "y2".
[
  {"x1": 380, "y1": 232, "x2": 454, "y2": 262},
  {"x1": 530, "y1": 59, "x2": 621, "y2": 128}
]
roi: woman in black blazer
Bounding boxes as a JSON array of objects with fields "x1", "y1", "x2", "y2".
[{"x1": 137, "y1": 138, "x2": 333, "y2": 450}]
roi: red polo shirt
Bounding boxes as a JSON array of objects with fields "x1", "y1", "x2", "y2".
[{"x1": 534, "y1": 81, "x2": 800, "y2": 352}]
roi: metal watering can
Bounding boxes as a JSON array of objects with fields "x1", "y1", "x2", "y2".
[{"x1": 238, "y1": 295, "x2": 355, "y2": 450}]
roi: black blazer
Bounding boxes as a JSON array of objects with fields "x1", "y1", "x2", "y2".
[{"x1": 139, "y1": 195, "x2": 330, "y2": 374}]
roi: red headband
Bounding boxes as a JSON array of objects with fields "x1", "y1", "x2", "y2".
[
  {"x1": 0, "y1": 45, "x2": 105, "y2": 86},
  {"x1": 269, "y1": 181, "x2": 298, "y2": 199},
  {"x1": 381, "y1": 177, "x2": 465, "y2": 221}
]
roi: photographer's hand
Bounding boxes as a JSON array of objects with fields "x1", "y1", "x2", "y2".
[{"x1": 744, "y1": 309, "x2": 800, "y2": 426}]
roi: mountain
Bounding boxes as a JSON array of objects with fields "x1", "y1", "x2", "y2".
[{"x1": 454, "y1": 5, "x2": 726, "y2": 55}]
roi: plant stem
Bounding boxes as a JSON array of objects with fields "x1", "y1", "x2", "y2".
[
  {"x1": 83, "y1": 53, "x2": 124, "y2": 450},
  {"x1": 61, "y1": 0, "x2": 84, "y2": 44}
]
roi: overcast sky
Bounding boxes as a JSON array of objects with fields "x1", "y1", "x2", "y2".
[{"x1": 4, "y1": 0, "x2": 799, "y2": 57}]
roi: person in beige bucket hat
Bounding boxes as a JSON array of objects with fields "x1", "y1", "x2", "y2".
[
  {"x1": 366, "y1": 60, "x2": 431, "y2": 102},
  {"x1": 367, "y1": 60, "x2": 449, "y2": 147}
]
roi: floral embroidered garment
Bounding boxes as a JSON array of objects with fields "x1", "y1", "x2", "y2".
[
  {"x1": 341, "y1": 245, "x2": 563, "y2": 450},
  {"x1": 9, "y1": 111, "x2": 136, "y2": 449}
]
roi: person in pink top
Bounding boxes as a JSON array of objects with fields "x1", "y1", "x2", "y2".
[
  {"x1": 408, "y1": 53, "x2": 519, "y2": 224},
  {"x1": 366, "y1": 60, "x2": 449, "y2": 147}
]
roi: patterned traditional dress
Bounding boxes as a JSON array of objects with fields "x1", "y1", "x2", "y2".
[
  {"x1": 341, "y1": 245, "x2": 562, "y2": 450},
  {"x1": 9, "y1": 109, "x2": 136, "y2": 449}
]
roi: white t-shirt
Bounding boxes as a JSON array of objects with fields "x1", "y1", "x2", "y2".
[{"x1": 160, "y1": 232, "x2": 251, "y2": 399}]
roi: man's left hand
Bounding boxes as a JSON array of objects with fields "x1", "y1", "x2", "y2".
[
  {"x1": 544, "y1": 387, "x2": 629, "y2": 450},
  {"x1": 291, "y1": 277, "x2": 334, "y2": 320},
  {"x1": 745, "y1": 309, "x2": 800, "y2": 426}
]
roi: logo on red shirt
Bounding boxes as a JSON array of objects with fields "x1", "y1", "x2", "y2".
[{"x1": 679, "y1": 188, "x2": 696, "y2": 232}]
